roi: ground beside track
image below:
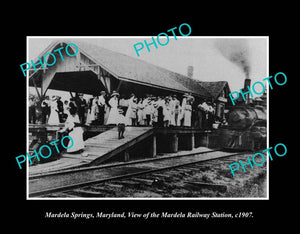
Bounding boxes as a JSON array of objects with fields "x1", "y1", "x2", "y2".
[{"x1": 44, "y1": 152, "x2": 267, "y2": 198}]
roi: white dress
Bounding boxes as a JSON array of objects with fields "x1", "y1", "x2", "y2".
[
  {"x1": 169, "y1": 99, "x2": 176, "y2": 125},
  {"x1": 142, "y1": 98, "x2": 149, "y2": 120},
  {"x1": 85, "y1": 109, "x2": 92, "y2": 125},
  {"x1": 65, "y1": 114, "x2": 84, "y2": 152},
  {"x1": 163, "y1": 103, "x2": 172, "y2": 122},
  {"x1": 106, "y1": 97, "x2": 119, "y2": 125},
  {"x1": 89, "y1": 98, "x2": 99, "y2": 122},
  {"x1": 48, "y1": 101, "x2": 60, "y2": 124},
  {"x1": 137, "y1": 101, "x2": 144, "y2": 125},
  {"x1": 125, "y1": 97, "x2": 134, "y2": 125},
  {"x1": 183, "y1": 104, "x2": 192, "y2": 126}
]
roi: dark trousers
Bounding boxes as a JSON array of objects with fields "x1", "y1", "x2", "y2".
[
  {"x1": 98, "y1": 106, "x2": 105, "y2": 125},
  {"x1": 118, "y1": 123, "x2": 125, "y2": 139},
  {"x1": 174, "y1": 113, "x2": 179, "y2": 126},
  {"x1": 157, "y1": 107, "x2": 163, "y2": 127},
  {"x1": 58, "y1": 112, "x2": 64, "y2": 123},
  {"x1": 198, "y1": 111, "x2": 203, "y2": 129},
  {"x1": 42, "y1": 107, "x2": 50, "y2": 124},
  {"x1": 29, "y1": 106, "x2": 36, "y2": 124},
  {"x1": 78, "y1": 108, "x2": 85, "y2": 124},
  {"x1": 146, "y1": 115, "x2": 151, "y2": 126}
]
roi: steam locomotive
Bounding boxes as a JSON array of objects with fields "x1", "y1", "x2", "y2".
[{"x1": 215, "y1": 90, "x2": 267, "y2": 151}]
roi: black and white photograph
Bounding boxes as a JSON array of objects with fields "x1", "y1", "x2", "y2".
[
  {"x1": 4, "y1": 5, "x2": 295, "y2": 227},
  {"x1": 26, "y1": 36, "x2": 268, "y2": 199}
]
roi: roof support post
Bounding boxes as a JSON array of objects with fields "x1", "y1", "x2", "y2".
[
  {"x1": 40, "y1": 73, "x2": 44, "y2": 97},
  {"x1": 97, "y1": 73, "x2": 109, "y2": 94},
  {"x1": 104, "y1": 75, "x2": 111, "y2": 94},
  {"x1": 116, "y1": 80, "x2": 123, "y2": 92},
  {"x1": 97, "y1": 66, "x2": 112, "y2": 94},
  {"x1": 31, "y1": 75, "x2": 42, "y2": 101},
  {"x1": 76, "y1": 52, "x2": 81, "y2": 71}
]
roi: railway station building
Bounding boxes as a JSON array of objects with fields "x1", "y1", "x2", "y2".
[
  {"x1": 27, "y1": 39, "x2": 242, "y2": 177},
  {"x1": 29, "y1": 40, "x2": 232, "y2": 112}
]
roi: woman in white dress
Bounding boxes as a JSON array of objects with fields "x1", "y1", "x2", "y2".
[
  {"x1": 178, "y1": 93, "x2": 188, "y2": 126},
  {"x1": 137, "y1": 98, "x2": 145, "y2": 125},
  {"x1": 90, "y1": 96, "x2": 99, "y2": 124},
  {"x1": 125, "y1": 94, "x2": 135, "y2": 126},
  {"x1": 130, "y1": 97, "x2": 138, "y2": 126},
  {"x1": 183, "y1": 99, "x2": 192, "y2": 127},
  {"x1": 61, "y1": 107, "x2": 86, "y2": 155},
  {"x1": 85, "y1": 98, "x2": 93, "y2": 125},
  {"x1": 48, "y1": 96, "x2": 60, "y2": 125},
  {"x1": 106, "y1": 91, "x2": 119, "y2": 125},
  {"x1": 125, "y1": 95, "x2": 139, "y2": 126},
  {"x1": 163, "y1": 98, "x2": 172, "y2": 127}
]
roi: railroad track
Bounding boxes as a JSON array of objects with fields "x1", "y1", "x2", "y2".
[{"x1": 29, "y1": 149, "x2": 245, "y2": 197}]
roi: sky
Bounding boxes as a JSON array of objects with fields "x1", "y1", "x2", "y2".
[{"x1": 28, "y1": 36, "x2": 268, "y2": 99}]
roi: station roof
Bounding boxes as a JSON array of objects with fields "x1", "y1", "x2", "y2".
[
  {"x1": 198, "y1": 81, "x2": 231, "y2": 99},
  {"x1": 29, "y1": 40, "x2": 218, "y2": 98}
]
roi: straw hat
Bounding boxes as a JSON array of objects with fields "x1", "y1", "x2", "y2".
[
  {"x1": 188, "y1": 95, "x2": 195, "y2": 102},
  {"x1": 111, "y1": 91, "x2": 120, "y2": 97}
]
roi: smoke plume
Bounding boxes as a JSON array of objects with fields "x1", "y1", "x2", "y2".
[{"x1": 214, "y1": 38, "x2": 251, "y2": 78}]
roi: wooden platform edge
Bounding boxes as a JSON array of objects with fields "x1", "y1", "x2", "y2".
[{"x1": 88, "y1": 128, "x2": 154, "y2": 165}]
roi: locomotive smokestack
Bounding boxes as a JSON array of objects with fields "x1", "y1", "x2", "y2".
[{"x1": 244, "y1": 78, "x2": 251, "y2": 104}]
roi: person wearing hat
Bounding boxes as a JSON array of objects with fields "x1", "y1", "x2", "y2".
[
  {"x1": 151, "y1": 98, "x2": 159, "y2": 127},
  {"x1": 106, "y1": 91, "x2": 120, "y2": 125},
  {"x1": 163, "y1": 97, "x2": 172, "y2": 127},
  {"x1": 97, "y1": 91, "x2": 106, "y2": 125},
  {"x1": 156, "y1": 96, "x2": 164, "y2": 127},
  {"x1": 125, "y1": 93, "x2": 136, "y2": 126},
  {"x1": 126, "y1": 96, "x2": 138, "y2": 126},
  {"x1": 183, "y1": 98, "x2": 192, "y2": 127},
  {"x1": 56, "y1": 96, "x2": 64, "y2": 123},
  {"x1": 179, "y1": 93, "x2": 189, "y2": 126},
  {"x1": 48, "y1": 95, "x2": 60, "y2": 125},
  {"x1": 117, "y1": 107, "x2": 126, "y2": 139},
  {"x1": 171, "y1": 94, "x2": 180, "y2": 126},
  {"x1": 130, "y1": 97, "x2": 138, "y2": 126},
  {"x1": 146, "y1": 96, "x2": 154, "y2": 126},
  {"x1": 41, "y1": 96, "x2": 50, "y2": 124},
  {"x1": 75, "y1": 93, "x2": 87, "y2": 124},
  {"x1": 169, "y1": 95, "x2": 176, "y2": 126},
  {"x1": 59, "y1": 107, "x2": 87, "y2": 157},
  {"x1": 29, "y1": 95, "x2": 37, "y2": 124},
  {"x1": 142, "y1": 95, "x2": 150, "y2": 126},
  {"x1": 137, "y1": 97, "x2": 145, "y2": 126},
  {"x1": 88, "y1": 96, "x2": 99, "y2": 125}
]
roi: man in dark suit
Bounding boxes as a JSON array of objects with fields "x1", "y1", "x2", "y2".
[
  {"x1": 75, "y1": 93, "x2": 87, "y2": 124},
  {"x1": 41, "y1": 96, "x2": 50, "y2": 124},
  {"x1": 29, "y1": 95, "x2": 36, "y2": 124},
  {"x1": 56, "y1": 96, "x2": 64, "y2": 123},
  {"x1": 98, "y1": 91, "x2": 106, "y2": 125}
]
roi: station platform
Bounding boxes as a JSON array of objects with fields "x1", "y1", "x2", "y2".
[{"x1": 29, "y1": 126, "x2": 153, "y2": 176}]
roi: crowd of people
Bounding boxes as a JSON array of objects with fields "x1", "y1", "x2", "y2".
[
  {"x1": 29, "y1": 91, "x2": 222, "y2": 156},
  {"x1": 29, "y1": 90, "x2": 220, "y2": 129}
]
